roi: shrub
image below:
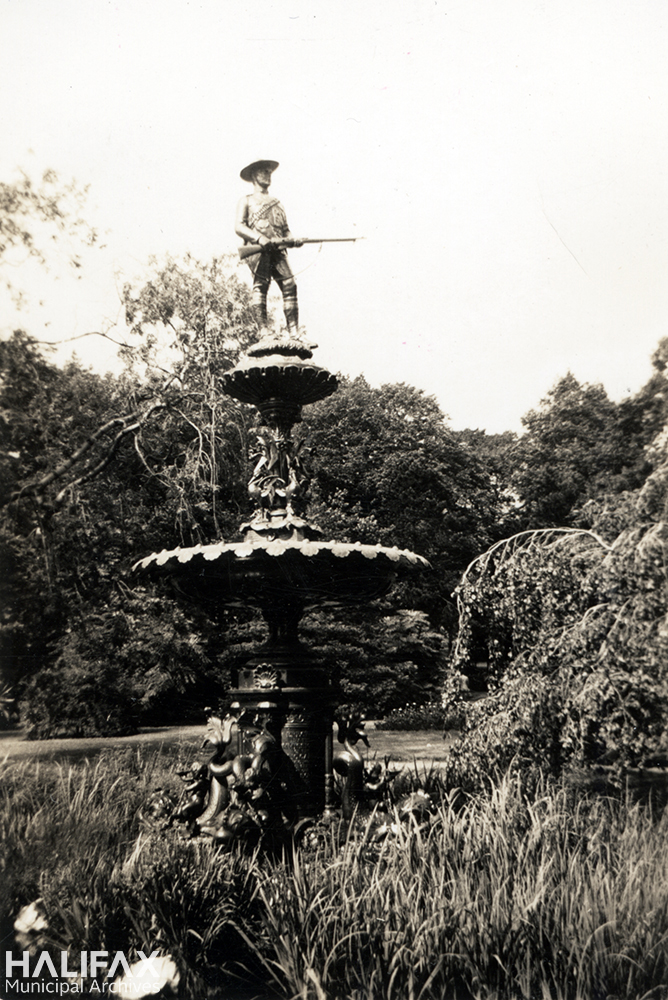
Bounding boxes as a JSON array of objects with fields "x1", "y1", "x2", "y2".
[
  {"x1": 376, "y1": 699, "x2": 464, "y2": 731},
  {"x1": 19, "y1": 596, "x2": 226, "y2": 737},
  {"x1": 20, "y1": 659, "x2": 140, "y2": 739}
]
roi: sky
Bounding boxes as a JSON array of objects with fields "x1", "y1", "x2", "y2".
[{"x1": 1, "y1": 0, "x2": 667, "y2": 433}]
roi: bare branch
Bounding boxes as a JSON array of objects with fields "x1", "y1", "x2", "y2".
[
  {"x1": 133, "y1": 434, "x2": 158, "y2": 478},
  {"x1": 34, "y1": 330, "x2": 133, "y2": 349},
  {"x1": 8, "y1": 401, "x2": 166, "y2": 506}
]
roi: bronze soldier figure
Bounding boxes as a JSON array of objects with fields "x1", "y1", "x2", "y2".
[{"x1": 235, "y1": 159, "x2": 302, "y2": 336}]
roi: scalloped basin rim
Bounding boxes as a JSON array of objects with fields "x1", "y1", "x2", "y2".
[
  {"x1": 230, "y1": 355, "x2": 330, "y2": 373},
  {"x1": 134, "y1": 539, "x2": 430, "y2": 572}
]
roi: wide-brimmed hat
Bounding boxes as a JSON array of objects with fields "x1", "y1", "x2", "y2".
[{"x1": 240, "y1": 159, "x2": 279, "y2": 182}]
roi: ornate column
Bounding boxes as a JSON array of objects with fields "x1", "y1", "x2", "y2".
[{"x1": 221, "y1": 335, "x2": 338, "y2": 817}]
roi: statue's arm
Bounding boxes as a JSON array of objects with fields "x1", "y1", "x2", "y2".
[
  {"x1": 235, "y1": 196, "x2": 270, "y2": 246},
  {"x1": 278, "y1": 205, "x2": 302, "y2": 246}
]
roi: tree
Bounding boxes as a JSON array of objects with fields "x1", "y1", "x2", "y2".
[
  {"x1": 510, "y1": 373, "x2": 644, "y2": 527},
  {"x1": 0, "y1": 324, "x2": 247, "y2": 734},
  {"x1": 446, "y1": 452, "x2": 668, "y2": 787},
  {"x1": 613, "y1": 337, "x2": 668, "y2": 481},
  {"x1": 451, "y1": 428, "x2": 521, "y2": 536},
  {"x1": 303, "y1": 607, "x2": 447, "y2": 717},
  {"x1": 1, "y1": 250, "x2": 305, "y2": 735},
  {"x1": 19, "y1": 592, "x2": 225, "y2": 738},
  {"x1": 0, "y1": 333, "x2": 134, "y2": 698},
  {"x1": 3, "y1": 255, "x2": 261, "y2": 537},
  {"x1": 120, "y1": 254, "x2": 263, "y2": 539},
  {"x1": 212, "y1": 603, "x2": 448, "y2": 718}
]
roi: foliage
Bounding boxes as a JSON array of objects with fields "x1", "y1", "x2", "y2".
[
  {"x1": 7, "y1": 233, "x2": 668, "y2": 739},
  {"x1": 216, "y1": 606, "x2": 449, "y2": 718},
  {"x1": 0, "y1": 325, "x2": 246, "y2": 733},
  {"x1": 4, "y1": 751, "x2": 668, "y2": 1000},
  {"x1": 121, "y1": 252, "x2": 256, "y2": 379},
  {"x1": 376, "y1": 699, "x2": 464, "y2": 731},
  {"x1": 316, "y1": 608, "x2": 448, "y2": 716},
  {"x1": 0, "y1": 681, "x2": 18, "y2": 730},
  {"x1": 448, "y1": 457, "x2": 668, "y2": 782},
  {"x1": 20, "y1": 657, "x2": 141, "y2": 739},
  {"x1": 112, "y1": 254, "x2": 264, "y2": 543},
  {"x1": 614, "y1": 336, "x2": 668, "y2": 467},
  {"x1": 509, "y1": 372, "x2": 649, "y2": 527},
  {"x1": 0, "y1": 750, "x2": 261, "y2": 999},
  {"x1": 0, "y1": 168, "x2": 97, "y2": 307},
  {"x1": 452, "y1": 427, "x2": 521, "y2": 531},
  {"x1": 19, "y1": 594, "x2": 224, "y2": 738},
  {"x1": 304, "y1": 377, "x2": 502, "y2": 628},
  {"x1": 0, "y1": 252, "x2": 264, "y2": 735}
]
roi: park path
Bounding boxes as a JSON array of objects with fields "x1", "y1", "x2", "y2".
[{"x1": 0, "y1": 724, "x2": 458, "y2": 766}]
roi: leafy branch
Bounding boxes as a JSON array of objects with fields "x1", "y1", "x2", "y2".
[{"x1": 1, "y1": 169, "x2": 98, "y2": 306}]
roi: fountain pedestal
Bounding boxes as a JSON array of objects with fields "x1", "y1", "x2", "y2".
[{"x1": 231, "y1": 639, "x2": 333, "y2": 817}]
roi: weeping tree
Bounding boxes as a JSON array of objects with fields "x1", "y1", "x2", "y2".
[{"x1": 446, "y1": 459, "x2": 668, "y2": 787}]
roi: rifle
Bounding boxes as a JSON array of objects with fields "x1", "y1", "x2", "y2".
[{"x1": 238, "y1": 237, "x2": 361, "y2": 261}]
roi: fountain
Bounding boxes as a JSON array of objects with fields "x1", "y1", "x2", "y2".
[{"x1": 135, "y1": 163, "x2": 429, "y2": 841}]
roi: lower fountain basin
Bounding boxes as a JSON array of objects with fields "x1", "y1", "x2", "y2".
[{"x1": 134, "y1": 538, "x2": 430, "y2": 610}]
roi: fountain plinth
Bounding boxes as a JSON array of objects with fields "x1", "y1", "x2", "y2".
[{"x1": 135, "y1": 335, "x2": 429, "y2": 838}]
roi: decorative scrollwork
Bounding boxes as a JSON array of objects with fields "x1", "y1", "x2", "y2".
[{"x1": 248, "y1": 425, "x2": 310, "y2": 512}]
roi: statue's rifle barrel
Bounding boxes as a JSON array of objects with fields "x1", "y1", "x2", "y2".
[
  {"x1": 238, "y1": 237, "x2": 363, "y2": 259},
  {"x1": 298, "y1": 238, "x2": 361, "y2": 243}
]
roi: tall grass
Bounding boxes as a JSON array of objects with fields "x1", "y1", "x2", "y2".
[
  {"x1": 1, "y1": 750, "x2": 668, "y2": 999},
  {"x1": 242, "y1": 778, "x2": 668, "y2": 1000},
  {"x1": 0, "y1": 750, "x2": 161, "y2": 904}
]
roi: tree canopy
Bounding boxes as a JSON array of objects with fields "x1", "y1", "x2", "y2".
[
  {"x1": 507, "y1": 372, "x2": 653, "y2": 528},
  {"x1": 3, "y1": 221, "x2": 668, "y2": 750},
  {"x1": 304, "y1": 377, "x2": 501, "y2": 627}
]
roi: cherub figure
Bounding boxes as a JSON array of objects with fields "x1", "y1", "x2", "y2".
[
  {"x1": 172, "y1": 763, "x2": 210, "y2": 825},
  {"x1": 333, "y1": 709, "x2": 370, "y2": 821}
]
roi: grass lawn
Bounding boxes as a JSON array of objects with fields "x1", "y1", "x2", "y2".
[{"x1": 0, "y1": 723, "x2": 458, "y2": 766}]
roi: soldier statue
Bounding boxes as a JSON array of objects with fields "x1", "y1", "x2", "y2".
[{"x1": 235, "y1": 159, "x2": 303, "y2": 336}]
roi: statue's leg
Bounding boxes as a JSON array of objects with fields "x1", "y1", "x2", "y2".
[
  {"x1": 278, "y1": 275, "x2": 299, "y2": 334},
  {"x1": 251, "y1": 273, "x2": 270, "y2": 334}
]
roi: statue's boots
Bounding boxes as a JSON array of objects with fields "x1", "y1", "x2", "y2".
[{"x1": 252, "y1": 300, "x2": 270, "y2": 337}]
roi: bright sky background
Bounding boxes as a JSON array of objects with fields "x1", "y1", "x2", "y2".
[{"x1": 2, "y1": 0, "x2": 667, "y2": 433}]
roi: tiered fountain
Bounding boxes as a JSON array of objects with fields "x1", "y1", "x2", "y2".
[{"x1": 135, "y1": 333, "x2": 429, "y2": 842}]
